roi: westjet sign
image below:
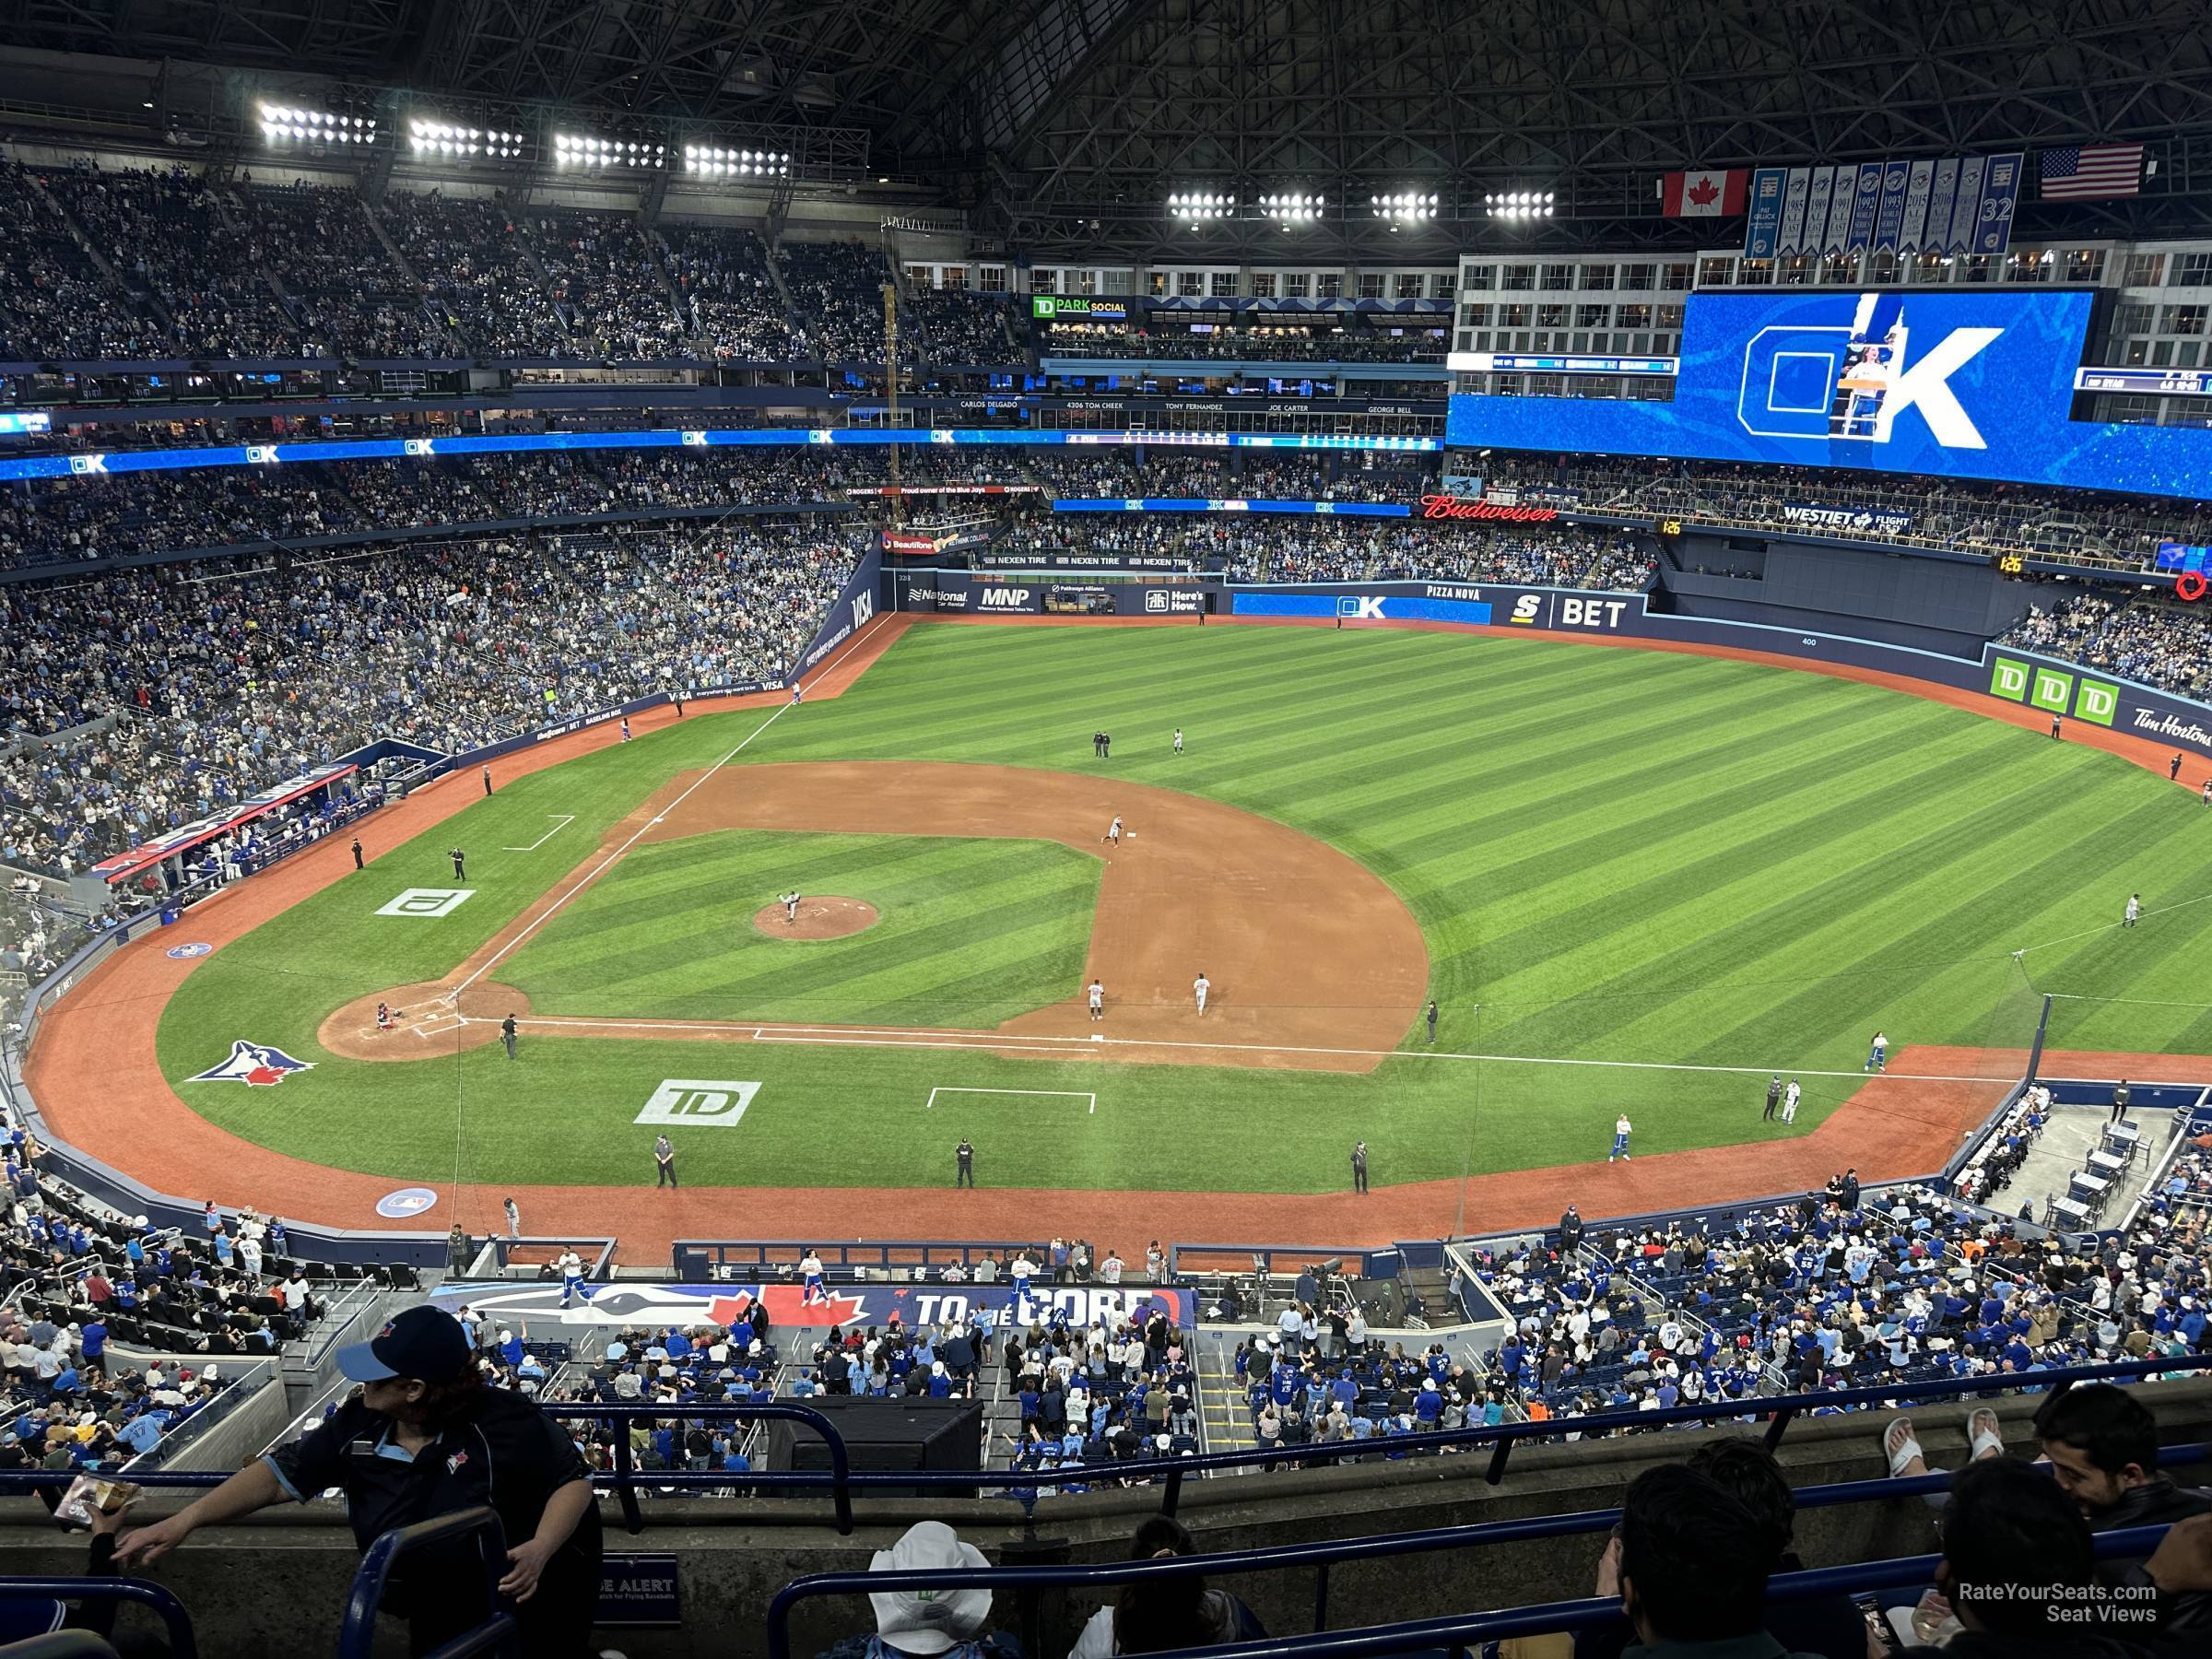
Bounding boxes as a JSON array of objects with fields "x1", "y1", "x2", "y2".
[{"x1": 1447, "y1": 287, "x2": 2212, "y2": 500}]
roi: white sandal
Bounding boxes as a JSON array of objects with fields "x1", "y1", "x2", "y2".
[
  {"x1": 1884, "y1": 1413, "x2": 1924, "y2": 1477},
  {"x1": 1966, "y1": 1407, "x2": 2006, "y2": 1461}
]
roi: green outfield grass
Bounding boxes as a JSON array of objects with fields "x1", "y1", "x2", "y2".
[
  {"x1": 153, "y1": 622, "x2": 2212, "y2": 1194},
  {"x1": 506, "y1": 830, "x2": 1100, "y2": 1026}
]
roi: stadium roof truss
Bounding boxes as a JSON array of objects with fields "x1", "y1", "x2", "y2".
[{"x1": 0, "y1": 0, "x2": 2209, "y2": 252}]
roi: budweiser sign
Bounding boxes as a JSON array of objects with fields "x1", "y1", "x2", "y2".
[{"x1": 1418, "y1": 493, "x2": 1559, "y2": 524}]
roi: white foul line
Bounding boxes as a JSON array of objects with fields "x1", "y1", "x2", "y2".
[
  {"x1": 501, "y1": 814, "x2": 576, "y2": 852},
  {"x1": 477, "y1": 1011, "x2": 2014, "y2": 1084},
  {"x1": 452, "y1": 702, "x2": 791, "y2": 996}
]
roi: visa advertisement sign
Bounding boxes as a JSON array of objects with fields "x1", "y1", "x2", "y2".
[{"x1": 1447, "y1": 288, "x2": 2212, "y2": 500}]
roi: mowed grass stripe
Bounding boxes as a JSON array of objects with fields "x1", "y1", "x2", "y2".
[{"x1": 507, "y1": 829, "x2": 1100, "y2": 1027}]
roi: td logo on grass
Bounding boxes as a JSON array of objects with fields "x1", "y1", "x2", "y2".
[
  {"x1": 1985, "y1": 658, "x2": 2117, "y2": 726},
  {"x1": 635, "y1": 1079, "x2": 759, "y2": 1127}
]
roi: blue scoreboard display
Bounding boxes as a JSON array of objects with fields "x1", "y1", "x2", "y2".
[{"x1": 1447, "y1": 287, "x2": 2212, "y2": 501}]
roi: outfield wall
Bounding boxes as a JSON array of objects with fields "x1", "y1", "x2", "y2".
[{"x1": 886, "y1": 571, "x2": 2212, "y2": 761}]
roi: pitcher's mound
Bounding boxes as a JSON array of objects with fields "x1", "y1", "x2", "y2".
[{"x1": 750, "y1": 897, "x2": 879, "y2": 940}]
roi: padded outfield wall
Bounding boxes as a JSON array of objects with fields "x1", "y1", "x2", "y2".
[{"x1": 886, "y1": 568, "x2": 2212, "y2": 760}]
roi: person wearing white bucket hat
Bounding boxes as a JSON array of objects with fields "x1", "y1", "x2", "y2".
[{"x1": 837, "y1": 1520, "x2": 1004, "y2": 1659}]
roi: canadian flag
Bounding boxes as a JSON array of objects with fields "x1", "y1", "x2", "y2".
[{"x1": 1660, "y1": 169, "x2": 1751, "y2": 217}]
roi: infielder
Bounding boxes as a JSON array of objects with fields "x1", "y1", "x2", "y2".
[
  {"x1": 1194, "y1": 971, "x2": 1210, "y2": 1016},
  {"x1": 1782, "y1": 1078, "x2": 1801, "y2": 1124},
  {"x1": 1088, "y1": 978, "x2": 1105, "y2": 1020},
  {"x1": 800, "y1": 1249, "x2": 828, "y2": 1305},
  {"x1": 2124, "y1": 893, "x2": 2142, "y2": 929},
  {"x1": 1608, "y1": 1114, "x2": 1633, "y2": 1162},
  {"x1": 1104, "y1": 814, "x2": 1124, "y2": 846}
]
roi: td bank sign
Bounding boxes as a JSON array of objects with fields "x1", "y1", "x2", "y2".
[{"x1": 1987, "y1": 658, "x2": 2117, "y2": 726}]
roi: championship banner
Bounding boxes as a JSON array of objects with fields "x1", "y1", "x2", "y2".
[
  {"x1": 1775, "y1": 167, "x2": 1813, "y2": 257},
  {"x1": 1922, "y1": 158, "x2": 1962, "y2": 256},
  {"x1": 1742, "y1": 167, "x2": 1787, "y2": 258},
  {"x1": 1897, "y1": 159, "x2": 1936, "y2": 252},
  {"x1": 1872, "y1": 159, "x2": 1912, "y2": 252},
  {"x1": 1946, "y1": 155, "x2": 1988, "y2": 256},
  {"x1": 1776, "y1": 152, "x2": 2016, "y2": 258},
  {"x1": 1973, "y1": 152, "x2": 2024, "y2": 256}
]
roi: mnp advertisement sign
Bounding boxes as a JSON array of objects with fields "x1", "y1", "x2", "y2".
[{"x1": 1447, "y1": 288, "x2": 2212, "y2": 500}]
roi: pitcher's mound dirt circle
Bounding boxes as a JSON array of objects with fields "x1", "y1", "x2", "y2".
[
  {"x1": 750, "y1": 897, "x2": 880, "y2": 940},
  {"x1": 319, "y1": 981, "x2": 530, "y2": 1060}
]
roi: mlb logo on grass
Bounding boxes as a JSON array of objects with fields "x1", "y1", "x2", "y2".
[
  {"x1": 376, "y1": 888, "x2": 475, "y2": 918},
  {"x1": 635, "y1": 1079, "x2": 759, "y2": 1127}
]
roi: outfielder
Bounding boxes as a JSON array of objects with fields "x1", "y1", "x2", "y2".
[
  {"x1": 1104, "y1": 813, "x2": 1124, "y2": 846},
  {"x1": 1608, "y1": 1114, "x2": 1633, "y2": 1162},
  {"x1": 2124, "y1": 893, "x2": 2141, "y2": 929},
  {"x1": 1172, "y1": 728, "x2": 1184, "y2": 755},
  {"x1": 1194, "y1": 971, "x2": 1210, "y2": 1016},
  {"x1": 1088, "y1": 979, "x2": 1105, "y2": 1021}
]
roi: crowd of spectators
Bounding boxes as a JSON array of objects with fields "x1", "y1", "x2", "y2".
[
  {"x1": 779, "y1": 240, "x2": 903, "y2": 365},
  {"x1": 41, "y1": 165, "x2": 303, "y2": 359},
  {"x1": 908, "y1": 288, "x2": 1019, "y2": 365},
  {"x1": 1025, "y1": 451, "x2": 1435, "y2": 503},
  {"x1": 1484, "y1": 452, "x2": 2212, "y2": 572},
  {"x1": 0, "y1": 160, "x2": 171, "y2": 360},
  {"x1": 239, "y1": 182, "x2": 457, "y2": 359},
  {"x1": 1471, "y1": 1160, "x2": 2208, "y2": 1433},
  {"x1": 664, "y1": 224, "x2": 800, "y2": 361},
  {"x1": 375, "y1": 192, "x2": 582, "y2": 359},
  {"x1": 0, "y1": 521, "x2": 862, "y2": 875},
  {"x1": 1996, "y1": 589, "x2": 2212, "y2": 700},
  {"x1": 527, "y1": 212, "x2": 685, "y2": 359}
]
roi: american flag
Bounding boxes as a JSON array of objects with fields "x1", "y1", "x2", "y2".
[{"x1": 2039, "y1": 144, "x2": 2145, "y2": 200}]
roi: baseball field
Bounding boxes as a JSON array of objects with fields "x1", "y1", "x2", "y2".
[{"x1": 123, "y1": 615, "x2": 2212, "y2": 1227}]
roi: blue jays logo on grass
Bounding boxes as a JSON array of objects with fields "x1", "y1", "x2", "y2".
[
  {"x1": 165, "y1": 942, "x2": 213, "y2": 960},
  {"x1": 187, "y1": 1041, "x2": 314, "y2": 1088}
]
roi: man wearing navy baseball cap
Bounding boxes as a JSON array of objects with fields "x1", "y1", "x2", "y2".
[{"x1": 117, "y1": 1305, "x2": 602, "y2": 1656}]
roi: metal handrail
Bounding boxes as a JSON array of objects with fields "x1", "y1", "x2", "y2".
[
  {"x1": 766, "y1": 1516, "x2": 2177, "y2": 1659},
  {"x1": 0, "y1": 1577, "x2": 200, "y2": 1659},
  {"x1": 1, "y1": 1357, "x2": 2203, "y2": 1534},
  {"x1": 335, "y1": 1506, "x2": 513, "y2": 1659}
]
